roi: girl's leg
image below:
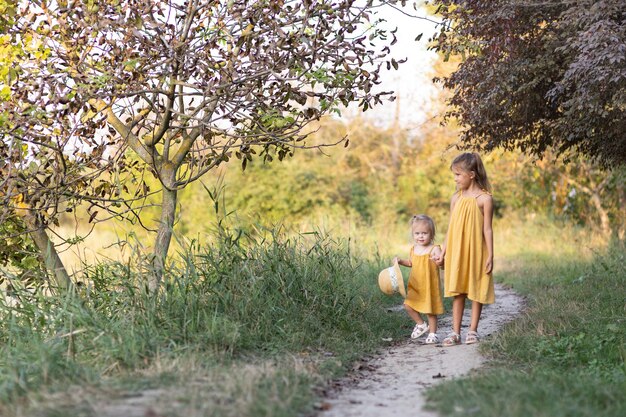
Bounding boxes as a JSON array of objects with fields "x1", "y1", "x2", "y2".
[
  {"x1": 452, "y1": 294, "x2": 466, "y2": 334},
  {"x1": 406, "y1": 304, "x2": 429, "y2": 339},
  {"x1": 443, "y1": 296, "x2": 465, "y2": 346},
  {"x1": 427, "y1": 314, "x2": 437, "y2": 333},
  {"x1": 404, "y1": 304, "x2": 424, "y2": 325},
  {"x1": 424, "y1": 316, "x2": 439, "y2": 344},
  {"x1": 465, "y1": 300, "x2": 484, "y2": 344},
  {"x1": 470, "y1": 300, "x2": 483, "y2": 332}
]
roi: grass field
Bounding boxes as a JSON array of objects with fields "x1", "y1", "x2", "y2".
[
  {"x1": 425, "y1": 217, "x2": 625, "y2": 417},
  {"x1": 0, "y1": 225, "x2": 408, "y2": 417},
  {"x1": 1, "y1": 214, "x2": 623, "y2": 417}
]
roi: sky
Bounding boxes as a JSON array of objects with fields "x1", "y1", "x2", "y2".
[{"x1": 343, "y1": 2, "x2": 442, "y2": 130}]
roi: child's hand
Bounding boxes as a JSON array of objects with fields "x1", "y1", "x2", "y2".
[
  {"x1": 432, "y1": 245, "x2": 445, "y2": 266},
  {"x1": 485, "y1": 257, "x2": 493, "y2": 274},
  {"x1": 431, "y1": 251, "x2": 444, "y2": 266}
]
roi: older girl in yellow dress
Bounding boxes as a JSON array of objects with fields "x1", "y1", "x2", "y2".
[
  {"x1": 394, "y1": 215, "x2": 444, "y2": 344},
  {"x1": 433, "y1": 153, "x2": 494, "y2": 347}
]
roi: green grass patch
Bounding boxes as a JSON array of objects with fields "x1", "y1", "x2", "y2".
[
  {"x1": 425, "y1": 242, "x2": 626, "y2": 417},
  {"x1": 0, "y1": 225, "x2": 406, "y2": 416}
]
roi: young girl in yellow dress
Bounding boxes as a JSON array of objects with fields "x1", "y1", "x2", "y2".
[
  {"x1": 433, "y1": 152, "x2": 495, "y2": 347},
  {"x1": 394, "y1": 214, "x2": 444, "y2": 344}
]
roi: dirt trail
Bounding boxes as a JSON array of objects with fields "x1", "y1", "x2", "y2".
[{"x1": 318, "y1": 284, "x2": 525, "y2": 417}]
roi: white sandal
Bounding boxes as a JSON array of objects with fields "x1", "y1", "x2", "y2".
[
  {"x1": 465, "y1": 330, "x2": 480, "y2": 344},
  {"x1": 442, "y1": 332, "x2": 461, "y2": 347},
  {"x1": 424, "y1": 333, "x2": 439, "y2": 344},
  {"x1": 411, "y1": 323, "x2": 429, "y2": 339}
]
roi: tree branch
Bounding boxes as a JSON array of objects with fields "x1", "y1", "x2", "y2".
[{"x1": 90, "y1": 99, "x2": 156, "y2": 165}]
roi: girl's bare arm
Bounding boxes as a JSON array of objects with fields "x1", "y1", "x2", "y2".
[
  {"x1": 393, "y1": 253, "x2": 412, "y2": 268},
  {"x1": 430, "y1": 245, "x2": 443, "y2": 263},
  {"x1": 434, "y1": 193, "x2": 458, "y2": 265},
  {"x1": 480, "y1": 194, "x2": 494, "y2": 273}
]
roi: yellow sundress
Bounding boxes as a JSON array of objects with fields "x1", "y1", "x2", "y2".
[
  {"x1": 444, "y1": 191, "x2": 495, "y2": 304},
  {"x1": 404, "y1": 245, "x2": 444, "y2": 315}
]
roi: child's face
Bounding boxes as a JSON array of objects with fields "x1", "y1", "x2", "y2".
[
  {"x1": 452, "y1": 164, "x2": 474, "y2": 190},
  {"x1": 412, "y1": 222, "x2": 432, "y2": 246}
]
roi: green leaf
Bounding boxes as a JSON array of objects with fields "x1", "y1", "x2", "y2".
[{"x1": 0, "y1": 85, "x2": 10, "y2": 100}]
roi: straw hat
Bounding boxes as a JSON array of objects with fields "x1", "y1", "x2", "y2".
[{"x1": 378, "y1": 259, "x2": 406, "y2": 297}]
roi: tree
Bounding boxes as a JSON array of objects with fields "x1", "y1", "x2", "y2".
[
  {"x1": 1, "y1": 0, "x2": 71, "y2": 290},
  {"x1": 1, "y1": 0, "x2": 146, "y2": 290},
  {"x1": 5, "y1": 0, "x2": 402, "y2": 287},
  {"x1": 431, "y1": 0, "x2": 626, "y2": 167}
]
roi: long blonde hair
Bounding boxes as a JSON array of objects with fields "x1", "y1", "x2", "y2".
[{"x1": 451, "y1": 152, "x2": 492, "y2": 192}]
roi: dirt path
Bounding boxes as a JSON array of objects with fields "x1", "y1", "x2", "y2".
[
  {"x1": 30, "y1": 286, "x2": 522, "y2": 417},
  {"x1": 317, "y1": 284, "x2": 525, "y2": 417}
]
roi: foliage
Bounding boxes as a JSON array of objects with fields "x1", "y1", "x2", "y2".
[
  {"x1": 2, "y1": 0, "x2": 404, "y2": 285},
  {"x1": 1, "y1": 0, "x2": 132, "y2": 219},
  {"x1": 165, "y1": 114, "x2": 626, "y2": 248},
  {"x1": 490, "y1": 155, "x2": 625, "y2": 236},
  {"x1": 0, "y1": 218, "x2": 43, "y2": 285},
  {"x1": 432, "y1": 0, "x2": 626, "y2": 167},
  {"x1": 0, "y1": 0, "x2": 144, "y2": 289}
]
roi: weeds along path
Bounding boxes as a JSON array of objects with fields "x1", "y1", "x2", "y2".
[{"x1": 317, "y1": 284, "x2": 525, "y2": 417}]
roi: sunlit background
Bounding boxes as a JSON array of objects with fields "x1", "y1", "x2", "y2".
[{"x1": 50, "y1": 3, "x2": 620, "y2": 276}]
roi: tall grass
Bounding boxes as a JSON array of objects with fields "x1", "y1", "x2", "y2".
[{"x1": 0, "y1": 224, "x2": 405, "y2": 414}]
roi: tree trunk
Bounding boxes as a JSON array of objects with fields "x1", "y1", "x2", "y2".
[
  {"x1": 149, "y1": 166, "x2": 177, "y2": 289},
  {"x1": 589, "y1": 192, "x2": 611, "y2": 237},
  {"x1": 23, "y1": 213, "x2": 72, "y2": 290},
  {"x1": 562, "y1": 170, "x2": 611, "y2": 238}
]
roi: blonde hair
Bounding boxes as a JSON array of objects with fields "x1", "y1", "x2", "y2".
[
  {"x1": 410, "y1": 214, "x2": 436, "y2": 244},
  {"x1": 451, "y1": 152, "x2": 492, "y2": 192}
]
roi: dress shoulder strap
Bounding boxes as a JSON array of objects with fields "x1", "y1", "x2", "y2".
[
  {"x1": 427, "y1": 244, "x2": 441, "y2": 255},
  {"x1": 475, "y1": 189, "x2": 492, "y2": 198}
]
